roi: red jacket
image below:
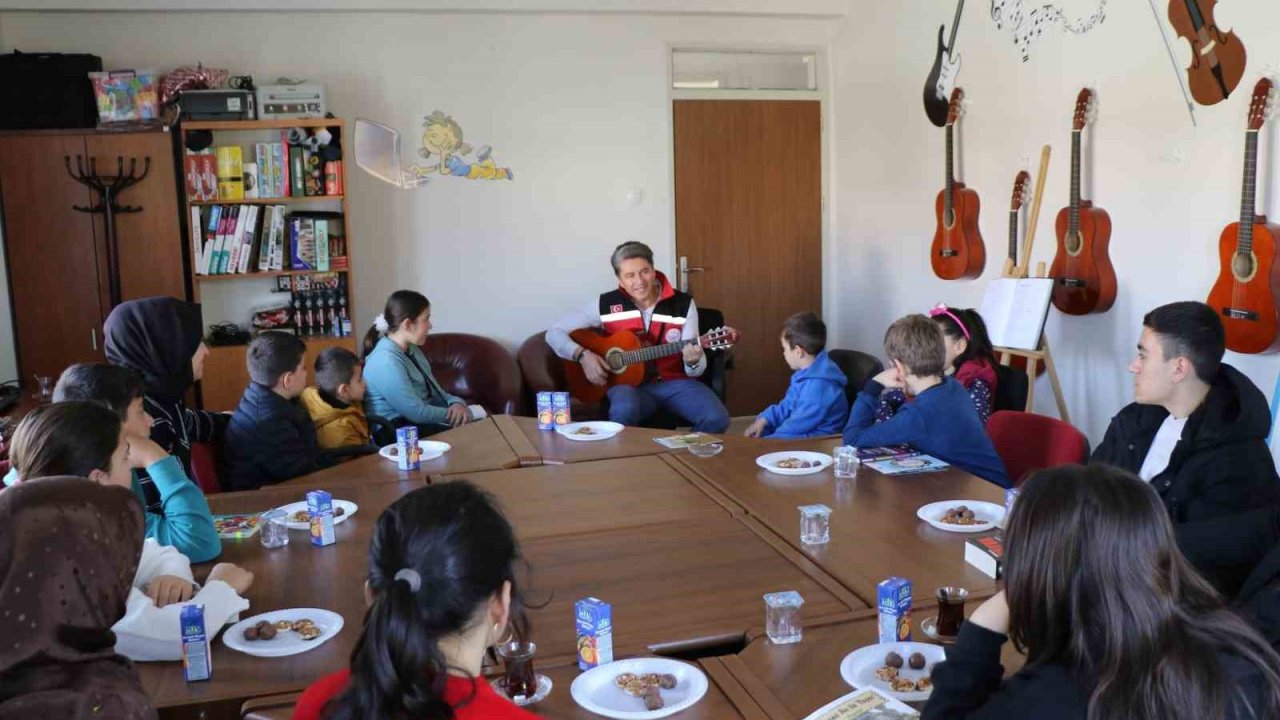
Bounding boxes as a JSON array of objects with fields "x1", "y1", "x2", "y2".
[
  {"x1": 293, "y1": 668, "x2": 539, "y2": 720},
  {"x1": 598, "y1": 271, "x2": 695, "y2": 382}
]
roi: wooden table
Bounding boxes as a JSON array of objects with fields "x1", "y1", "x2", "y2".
[
  {"x1": 722, "y1": 606, "x2": 1026, "y2": 719},
  {"x1": 523, "y1": 659, "x2": 774, "y2": 719},
  {"x1": 275, "y1": 416, "x2": 522, "y2": 487},
  {"x1": 675, "y1": 439, "x2": 1006, "y2": 607},
  {"x1": 496, "y1": 415, "x2": 703, "y2": 465}
]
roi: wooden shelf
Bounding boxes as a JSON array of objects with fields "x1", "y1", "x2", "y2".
[
  {"x1": 181, "y1": 118, "x2": 344, "y2": 131},
  {"x1": 195, "y1": 267, "x2": 349, "y2": 282},
  {"x1": 189, "y1": 196, "x2": 343, "y2": 206}
]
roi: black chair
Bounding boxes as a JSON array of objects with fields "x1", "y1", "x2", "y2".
[
  {"x1": 827, "y1": 349, "x2": 884, "y2": 405},
  {"x1": 368, "y1": 414, "x2": 397, "y2": 447},
  {"x1": 994, "y1": 363, "x2": 1030, "y2": 412}
]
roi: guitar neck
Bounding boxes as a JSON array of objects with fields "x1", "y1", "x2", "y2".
[
  {"x1": 1240, "y1": 130, "x2": 1259, "y2": 254},
  {"x1": 617, "y1": 338, "x2": 694, "y2": 367},
  {"x1": 1068, "y1": 129, "x2": 1082, "y2": 236},
  {"x1": 946, "y1": 0, "x2": 965, "y2": 50},
  {"x1": 1008, "y1": 209, "x2": 1018, "y2": 264},
  {"x1": 945, "y1": 124, "x2": 955, "y2": 217}
]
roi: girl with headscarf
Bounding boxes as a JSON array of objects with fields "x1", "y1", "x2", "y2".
[
  {"x1": 0, "y1": 476, "x2": 156, "y2": 720},
  {"x1": 104, "y1": 297, "x2": 226, "y2": 504}
]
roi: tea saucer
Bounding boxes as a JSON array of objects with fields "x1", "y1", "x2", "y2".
[
  {"x1": 920, "y1": 616, "x2": 958, "y2": 645},
  {"x1": 490, "y1": 673, "x2": 553, "y2": 706}
]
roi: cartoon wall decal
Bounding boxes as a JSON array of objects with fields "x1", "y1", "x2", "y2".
[
  {"x1": 991, "y1": 0, "x2": 1107, "y2": 62},
  {"x1": 410, "y1": 111, "x2": 513, "y2": 181}
]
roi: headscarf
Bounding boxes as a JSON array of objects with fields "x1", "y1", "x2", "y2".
[
  {"x1": 103, "y1": 298, "x2": 204, "y2": 403},
  {"x1": 0, "y1": 477, "x2": 155, "y2": 720}
]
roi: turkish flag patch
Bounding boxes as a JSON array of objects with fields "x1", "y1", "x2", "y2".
[{"x1": 610, "y1": 304, "x2": 624, "y2": 314}]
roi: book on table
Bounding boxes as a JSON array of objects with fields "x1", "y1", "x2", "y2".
[
  {"x1": 964, "y1": 532, "x2": 1004, "y2": 579},
  {"x1": 864, "y1": 454, "x2": 950, "y2": 476},
  {"x1": 801, "y1": 687, "x2": 918, "y2": 719}
]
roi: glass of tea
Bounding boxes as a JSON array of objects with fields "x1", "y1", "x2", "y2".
[
  {"x1": 496, "y1": 640, "x2": 538, "y2": 701},
  {"x1": 935, "y1": 586, "x2": 969, "y2": 637}
]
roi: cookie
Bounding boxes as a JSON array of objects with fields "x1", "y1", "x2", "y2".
[
  {"x1": 915, "y1": 676, "x2": 933, "y2": 692},
  {"x1": 297, "y1": 626, "x2": 322, "y2": 641},
  {"x1": 274, "y1": 620, "x2": 293, "y2": 630},
  {"x1": 890, "y1": 677, "x2": 917, "y2": 693},
  {"x1": 614, "y1": 673, "x2": 637, "y2": 688},
  {"x1": 874, "y1": 666, "x2": 899, "y2": 682}
]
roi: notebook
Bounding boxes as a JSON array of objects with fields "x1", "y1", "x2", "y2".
[{"x1": 977, "y1": 277, "x2": 1054, "y2": 351}]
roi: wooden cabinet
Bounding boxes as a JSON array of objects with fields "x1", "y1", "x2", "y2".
[{"x1": 0, "y1": 128, "x2": 185, "y2": 383}]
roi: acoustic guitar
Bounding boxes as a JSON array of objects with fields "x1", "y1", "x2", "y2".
[
  {"x1": 1207, "y1": 78, "x2": 1280, "y2": 354},
  {"x1": 1007, "y1": 170, "x2": 1031, "y2": 270},
  {"x1": 923, "y1": 0, "x2": 965, "y2": 127},
  {"x1": 563, "y1": 326, "x2": 740, "y2": 404},
  {"x1": 1049, "y1": 89, "x2": 1116, "y2": 315},
  {"x1": 931, "y1": 88, "x2": 985, "y2": 280}
]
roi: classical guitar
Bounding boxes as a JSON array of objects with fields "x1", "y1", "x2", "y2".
[
  {"x1": 1207, "y1": 78, "x2": 1280, "y2": 354},
  {"x1": 563, "y1": 326, "x2": 740, "y2": 404},
  {"x1": 1007, "y1": 170, "x2": 1031, "y2": 271},
  {"x1": 923, "y1": 0, "x2": 965, "y2": 127},
  {"x1": 1049, "y1": 89, "x2": 1116, "y2": 315},
  {"x1": 931, "y1": 88, "x2": 985, "y2": 280},
  {"x1": 1168, "y1": 0, "x2": 1246, "y2": 106}
]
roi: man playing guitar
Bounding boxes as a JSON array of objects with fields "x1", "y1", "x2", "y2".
[{"x1": 546, "y1": 241, "x2": 731, "y2": 432}]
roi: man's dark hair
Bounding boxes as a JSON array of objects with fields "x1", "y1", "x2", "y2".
[
  {"x1": 1142, "y1": 301, "x2": 1225, "y2": 382},
  {"x1": 610, "y1": 241, "x2": 655, "y2": 275},
  {"x1": 247, "y1": 331, "x2": 306, "y2": 387},
  {"x1": 781, "y1": 313, "x2": 827, "y2": 355},
  {"x1": 315, "y1": 347, "x2": 361, "y2": 396},
  {"x1": 52, "y1": 363, "x2": 144, "y2": 420}
]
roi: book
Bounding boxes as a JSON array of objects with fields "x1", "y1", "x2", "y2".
[
  {"x1": 654, "y1": 432, "x2": 717, "y2": 449},
  {"x1": 291, "y1": 217, "x2": 316, "y2": 270},
  {"x1": 864, "y1": 454, "x2": 950, "y2": 476},
  {"x1": 800, "y1": 687, "x2": 918, "y2": 720},
  {"x1": 227, "y1": 204, "x2": 247, "y2": 273},
  {"x1": 965, "y1": 532, "x2": 1004, "y2": 579},
  {"x1": 210, "y1": 205, "x2": 230, "y2": 274},
  {"x1": 289, "y1": 146, "x2": 305, "y2": 197},
  {"x1": 198, "y1": 152, "x2": 218, "y2": 201},
  {"x1": 215, "y1": 146, "x2": 244, "y2": 201},
  {"x1": 258, "y1": 206, "x2": 276, "y2": 272},
  {"x1": 978, "y1": 277, "x2": 1054, "y2": 351},
  {"x1": 199, "y1": 205, "x2": 222, "y2": 275},
  {"x1": 220, "y1": 205, "x2": 241, "y2": 274},
  {"x1": 315, "y1": 218, "x2": 330, "y2": 271},
  {"x1": 269, "y1": 206, "x2": 286, "y2": 271},
  {"x1": 188, "y1": 206, "x2": 203, "y2": 274},
  {"x1": 254, "y1": 142, "x2": 271, "y2": 197},
  {"x1": 213, "y1": 512, "x2": 263, "y2": 539},
  {"x1": 856, "y1": 444, "x2": 919, "y2": 462},
  {"x1": 238, "y1": 205, "x2": 259, "y2": 273},
  {"x1": 184, "y1": 152, "x2": 203, "y2": 200},
  {"x1": 274, "y1": 142, "x2": 287, "y2": 198}
]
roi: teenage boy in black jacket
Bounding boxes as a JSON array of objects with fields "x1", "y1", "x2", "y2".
[
  {"x1": 225, "y1": 332, "x2": 334, "y2": 490},
  {"x1": 1092, "y1": 301, "x2": 1280, "y2": 523}
]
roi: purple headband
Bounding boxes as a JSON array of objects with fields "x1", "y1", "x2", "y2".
[{"x1": 929, "y1": 303, "x2": 970, "y2": 341}]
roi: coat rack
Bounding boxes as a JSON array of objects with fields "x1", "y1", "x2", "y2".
[{"x1": 64, "y1": 154, "x2": 151, "y2": 308}]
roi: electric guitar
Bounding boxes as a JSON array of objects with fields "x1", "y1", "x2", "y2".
[
  {"x1": 931, "y1": 88, "x2": 985, "y2": 280},
  {"x1": 1049, "y1": 88, "x2": 1116, "y2": 315},
  {"x1": 1207, "y1": 78, "x2": 1280, "y2": 354},
  {"x1": 563, "y1": 326, "x2": 740, "y2": 404},
  {"x1": 923, "y1": 0, "x2": 965, "y2": 127}
]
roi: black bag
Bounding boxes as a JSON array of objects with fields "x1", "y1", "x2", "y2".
[{"x1": 0, "y1": 50, "x2": 103, "y2": 129}]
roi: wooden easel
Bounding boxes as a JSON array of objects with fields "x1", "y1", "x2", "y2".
[{"x1": 994, "y1": 145, "x2": 1071, "y2": 423}]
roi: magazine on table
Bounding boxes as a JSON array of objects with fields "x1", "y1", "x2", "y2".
[
  {"x1": 213, "y1": 513, "x2": 263, "y2": 539},
  {"x1": 855, "y1": 444, "x2": 919, "y2": 462},
  {"x1": 801, "y1": 687, "x2": 918, "y2": 719},
  {"x1": 864, "y1": 454, "x2": 950, "y2": 476},
  {"x1": 654, "y1": 432, "x2": 717, "y2": 448}
]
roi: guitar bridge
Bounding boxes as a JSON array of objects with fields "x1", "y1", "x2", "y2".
[
  {"x1": 1057, "y1": 278, "x2": 1086, "y2": 288},
  {"x1": 1223, "y1": 307, "x2": 1260, "y2": 321},
  {"x1": 939, "y1": 250, "x2": 959, "y2": 258}
]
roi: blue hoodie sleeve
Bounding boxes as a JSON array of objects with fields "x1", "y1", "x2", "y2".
[
  {"x1": 843, "y1": 380, "x2": 927, "y2": 447},
  {"x1": 759, "y1": 385, "x2": 796, "y2": 431},
  {"x1": 138, "y1": 456, "x2": 221, "y2": 563},
  {"x1": 770, "y1": 379, "x2": 848, "y2": 439}
]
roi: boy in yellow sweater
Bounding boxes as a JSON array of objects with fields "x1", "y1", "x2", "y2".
[{"x1": 300, "y1": 347, "x2": 371, "y2": 448}]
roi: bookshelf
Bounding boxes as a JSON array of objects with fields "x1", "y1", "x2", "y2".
[{"x1": 178, "y1": 117, "x2": 357, "y2": 411}]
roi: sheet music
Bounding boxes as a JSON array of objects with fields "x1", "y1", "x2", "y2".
[{"x1": 978, "y1": 277, "x2": 1053, "y2": 350}]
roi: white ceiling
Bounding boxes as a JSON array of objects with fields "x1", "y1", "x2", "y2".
[{"x1": 0, "y1": 0, "x2": 849, "y2": 15}]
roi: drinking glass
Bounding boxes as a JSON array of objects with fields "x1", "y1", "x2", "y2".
[
  {"x1": 935, "y1": 586, "x2": 969, "y2": 637},
  {"x1": 763, "y1": 590, "x2": 804, "y2": 644},
  {"x1": 833, "y1": 446, "x2": 859, "y2": 478},
  {"x1": 798, "y1": 504, "x2": 832, "y2": 545},
  {"x1": 496, "y1": 640, "x2": 539, "y2": 700},
  {"x1": 260, "y1": 509, "x2": 290, "y2": 549},
  {"x1": 34, "y1": 375, "x2": 52, "y2": 404}
]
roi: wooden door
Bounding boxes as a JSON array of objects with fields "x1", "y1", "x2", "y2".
[
  {"x1": 674, "y1": 100, "x2": 822, "y2": 416},
  {"x1": 84, "y1": 131, "x2": 186, "y2": 304},
  {"x1": 0, "y1": 134, "x2": 106, "y2": 382}
]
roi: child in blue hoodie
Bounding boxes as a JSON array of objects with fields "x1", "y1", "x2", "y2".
[{"x1": 745, "y1": 313, "x2": 849, "y2": 439}]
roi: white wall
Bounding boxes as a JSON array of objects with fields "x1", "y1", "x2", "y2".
[
  {"x1": 829, "y1": 0, "x2": 1280, "y2": 443},
  {"x1": 0, "y1": 9, "x2": 839, "y2": 373}
]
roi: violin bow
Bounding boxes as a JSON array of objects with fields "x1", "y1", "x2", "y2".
[{"x1": 1145, "y1": 0, "x2": 1197, "y2": 126}]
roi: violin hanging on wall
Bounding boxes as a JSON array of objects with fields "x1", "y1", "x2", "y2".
[
  {"x1": 1168, "y1": 0, "x2": 1246, "y2": 106},
  {"x1": 1207, "y1": 78, "x2": 1280, "y2": 354},
  {"x1": 1049, "y1": 89, "x2": 1116, "y2": 315},
  {"x1": 931, "y1": 88, "x2": 985, "y2": 280}
]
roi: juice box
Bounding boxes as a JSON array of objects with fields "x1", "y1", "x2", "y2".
[
  {"x1": 876, "y1": 577, "x2": 912, "y2": 644},
  {"x1": 553, "y1": 392, "x2": 572, "y2": 426},
  {"x1": 536, "y1": 391, "x2": 554, "y2": 430},
  {"x1": 575, "y1": 597, "x2": 613, "y2": 670},
  {"x1": 307, "y1": 490, "x2": 336, "y2": 547},
  {"x1": 396, "y1": 425, "x2": 420, "y2": 472},
  {"x1": 180, "y1": 604, "x2": 212, "y2": 682}
]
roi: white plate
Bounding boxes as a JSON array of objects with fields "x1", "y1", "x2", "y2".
[
  {"x1": 555, "y1": 421, "x2": 624, "y2": 442},
  {"x1": 755, "y1": 451, "x2": 833, "y2": 476},
  {"x1": 222, "y1": 608, "x2": 344, "y2": 658},
  {"x1": 570, "y1": 657, "x2": 709, "y2": 719},
  {"x1": 378, "y1": 440, "x2": 452, "y2": 462},
  {"x1": 273, "y1": 500, "x2": 358, "y2": 531},
  {"x1": 840, "y1": 641, "x2": 946, "y2": 703},
  {"x1": 915, "y1": 500, "x2": 1004, "y2": 533}
]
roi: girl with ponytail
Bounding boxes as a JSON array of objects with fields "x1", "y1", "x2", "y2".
[{"x1": 293, "y1": 481, "x2": 537, "y2": 720}]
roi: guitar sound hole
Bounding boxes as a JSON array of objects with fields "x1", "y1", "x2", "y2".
[
  {"x1": 1065, "y1": 232, "x2": 1083, "y2": 255},
  {"x1": 944, "y1": 209, "x2": 956, "y2": 228},
  {"x1": 1232, "y1": 252, "x2": 1257, "y2": 282}
]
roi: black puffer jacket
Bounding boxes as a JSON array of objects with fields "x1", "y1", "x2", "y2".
[
  {"x1": 224, "y1": 383, "x2": 327, "y2": 491},
  {"x1": 1092, "y1": 364, "x2": 1280, "y2": 523}
]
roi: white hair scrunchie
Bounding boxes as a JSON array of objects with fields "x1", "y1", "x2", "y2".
[{"x1": 374, "y1": 313, "x2": 390, "y2": 334}]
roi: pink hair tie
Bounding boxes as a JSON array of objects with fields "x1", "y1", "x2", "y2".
[{"x1": 929, "y1": 303, "x2": 970, "y2": 341}]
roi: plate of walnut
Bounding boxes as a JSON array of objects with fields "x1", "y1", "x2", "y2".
[
  {"x1": 916, "y1": 500, "x2": 1004, "y2": 533},
  {"x1": 756, "y1": 451, "x2": 833, "y2": 476},
  {"x1": 570, "y1": 657, "x2": 708, "y2": 719},
  {"x1": 840, "y1": 641, "x2": 945, "y2": 703}
]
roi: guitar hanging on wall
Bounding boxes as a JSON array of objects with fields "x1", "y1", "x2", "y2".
[
  {"x1": 931, "y1": 88, "x2": 985, "y2": 280},
  {"x1": 923, "y1": 0, "x2": 965, "y2": 127},
  {"x1": 1207, "y1": 78, "x2": 1280, "y2": 354},
  {"x1": 1007, "y1": 170, "x2": 1031, "y2": 271},
  {"x1": 1049, "y1": 88, "x2": 1116, "y2": 315}
]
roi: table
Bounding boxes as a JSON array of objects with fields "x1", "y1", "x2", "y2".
[
  {"x1": 722, "y1": 606, "x2": 1027, "y2": 719},
  {"x1": 274, "y1": 416, "x2": 522, "y2": 487},
  {"x1": 496, "y1": 415, "x2": 701, "y2": 465},
  {"x1": 675, "y1": 439, "x2": 1007, "y2": 607},
  {"x1": 525, "y1": 659, "x2": 774, "y2": 719}
]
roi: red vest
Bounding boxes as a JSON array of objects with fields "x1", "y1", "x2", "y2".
[{"x1": 598, "y1": 272, "x2": 694, "y2": 382}]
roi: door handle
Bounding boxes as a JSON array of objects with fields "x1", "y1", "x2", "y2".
[
  {"x1": 91, "y1": 328, "x2": 98, "y2": 351},
  {"x1": 679, "y1": 256, "x2": 704, "y2": 293}
]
